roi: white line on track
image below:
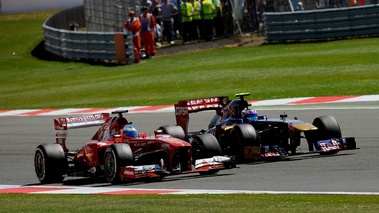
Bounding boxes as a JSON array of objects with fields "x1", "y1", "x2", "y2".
[{"x1": 1, "y1": 185, "x2": 379, "y2": 195}]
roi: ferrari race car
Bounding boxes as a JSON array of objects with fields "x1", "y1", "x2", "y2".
[
  {"x1": 34, "y1": 110, "x2": 234, "y2": 184},
  {"x1": 168, "y1": 93, "x2": 357, "y2": 163}
]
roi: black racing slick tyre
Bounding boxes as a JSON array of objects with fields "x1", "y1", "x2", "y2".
[
  {"x1": 191, "y1": 133, "x2": 223, "y2": 161},
  {"x1": 305, "y1": 115, "x2": 342, "y2": 151},
  {"x1": 229, "y1": 124, "x2": 258, "y2": 163},
  {"x1": 313, "y1": 115, "x2": 342, "y2": 139},
  {"x1": 191, "y1": 134, "x2": 223, "y2": 175},
  {"x1": 103, "y1": 143, "x2": 134, "y2": 184},
  {"x1": 158, "y1": 125, "x2": 186, "y2": 140},
  {"x1": 34, "y1": 144, "x2": 67, "y2": 184}
]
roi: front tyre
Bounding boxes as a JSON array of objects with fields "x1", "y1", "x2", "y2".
[
  {"x1": 34, "y1": 144, "x2": 67, "y2": 184},
  {"x1": 103, "y1": 143, "x2": 134, "y2": 184},
  {"x1": 312, "y1": 115, "x2": 342, "y2": 139},
  {"x1": 191, "y1": 133, "x2": 222, "y2": 161},
  {"x1": 191, "y1": 134, "x2": 223, "y2": 175},
  {"x1": 305, "y1": 115, "x2": 342, "y2": 152}
]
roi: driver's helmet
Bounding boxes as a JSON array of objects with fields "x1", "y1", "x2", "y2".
[
  {"x1": 123, "y1": 125, "x2": 138, "y2": 138},
  {"x1": 242, "y1": 109, "x2": 258, "y2": 121}
]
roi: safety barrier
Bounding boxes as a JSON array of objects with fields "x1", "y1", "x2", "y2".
[
  {"x1": 264, "y1": 5, "x2": 379, "y2": 42},
  {"x1": 43, "y1": 5, "x2": 134, "y2": 64}
]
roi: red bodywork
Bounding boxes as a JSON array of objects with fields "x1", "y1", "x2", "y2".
[{"x1": 53, "y1": 111, "x2": 226, "y2": 181}]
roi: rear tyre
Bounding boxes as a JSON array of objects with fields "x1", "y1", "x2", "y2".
[
  {"x1": 158, "y1": 125, "x2": 186, "y2": 140},
  {"x1": 229, "y1": 124, "x2": 258, "y2": 163},
  {"x1": 305, "y1": 115, "x2": 342, "y2": 152},
  {"x1": 34, "y1": 144, "x2": 67, "y2": 184},
  {"x1": 103, "y1": 143, "x2": 134, "y2": 184}
]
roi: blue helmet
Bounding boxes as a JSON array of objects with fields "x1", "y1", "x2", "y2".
[
  {"x1": 242, "y1": 109, "x2": 258, "y2": 121},
  {"x1": 123, "y1": 125, "x2": 138, "y2": 138}
]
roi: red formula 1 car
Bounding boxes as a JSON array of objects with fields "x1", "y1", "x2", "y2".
[
  {"x1": 34, "y1": 110, "x2": 233, "y2": 184},
  {"x1": 168, "y1": 93, "x2": 357, "y2": 163}
]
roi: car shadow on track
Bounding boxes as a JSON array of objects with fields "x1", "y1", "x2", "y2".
[
  {"x1": 287, "y1": 152, "x2": 356, "y2": 161},
  {"x1": 243, "y1": 152, "x2": 356, "y2": 166},
  {"x1": 25, "y1": 172, "x2": 235, "y2": 187},
  {"x1": 121, "y1": 173, "x2": 235, "y2": 186}
]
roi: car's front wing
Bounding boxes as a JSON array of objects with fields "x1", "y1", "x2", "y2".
[
  {"x1": 315, "y1": 137, "x2": 357, "y2": 153},
  {"x1": 118, "y1": 156, "x2": 234, "y2": 180}
]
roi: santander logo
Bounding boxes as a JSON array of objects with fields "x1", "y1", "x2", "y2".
[
  {"x1": 175, "y1": 107, "x2": 188, "y2": 116},
  {"x1": 55, "y1": 131, "x2": 67, "y2": 138}
]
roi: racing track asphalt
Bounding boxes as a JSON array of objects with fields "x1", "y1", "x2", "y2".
[{"x1": 0, "y1": 101, "x2": 378, "y2": 194}]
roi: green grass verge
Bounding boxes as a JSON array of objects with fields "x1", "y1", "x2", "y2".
[
  {"x1": 0, "y1": 11, "x2": 378, "y2": 109},
  {"x1": 1, "y1": 194, "x2": 379, "y2": 212}
]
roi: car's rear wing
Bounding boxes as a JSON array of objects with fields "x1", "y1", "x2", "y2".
[
  {"x1": 174, "y1": 96, "x2": 229, "y2": 133},
  {"x1": 54, "y1": 113, "x2": 110, "y2": 152}
]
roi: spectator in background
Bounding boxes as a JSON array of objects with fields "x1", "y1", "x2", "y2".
[
  {"x1": 180, "y1": 0, "x2": 194, "y2": 43},
  {"x1": 170, "y1": 0, "x2": 181, "y2": 39},
  {"x1": 297, "y1": 1, "x2": 305, "y2": 10},
  {"x1": 212, "y1": 0, "x2": 224, "y2": 37},
  {"x1": 140, "y1": 6, "x2": 157, "y2": 58},
  {"x1": 223, "y1": 0, "x2": 234, "y2": 36},
  {"x1": 192, "y1": 0, "x2": 202, "y2": 39},
  {"x1": 277, "y1": 0, "x2": 291, "y2": 12},
  {"x1": 124, "y1": 10, "x2": 142, "y2": 59},
  {"x1": 245, "y1": 0, "x2": 259, "y2": 32},
  {"x1": 145, "y1": 0, "x2": 153, "y2": 12},
  {"x1": 152, "y1": 0, "x2": 163, "y2": 46},
  {"x1": 161, "y1": 0, "x2": 178, "y2": 44},
  {"x1": 202, "y1": 0, "x2": 214, "y2": 41},
  {"x1": 151, "y1": 0, "x2": 162, "y2": 23}
]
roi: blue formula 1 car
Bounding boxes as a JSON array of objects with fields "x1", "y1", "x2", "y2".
[{"x1": 162, "y1": 93, "x2": 357, "y2": 163}]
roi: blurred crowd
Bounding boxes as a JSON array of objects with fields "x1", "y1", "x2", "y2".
[
  {"x1": 125, "y1": 0, "x2": 364, "y2": 60},
  {"x1": 126, "y1": 0, "x2": 258, "y2": 60},
  {"x1": 135, "y1": 0, "x2": 251, "y2": 45}
]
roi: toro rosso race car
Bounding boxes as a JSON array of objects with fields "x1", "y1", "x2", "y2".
[
  {"x1": 34, "y1": 110, "x2": 233, "y2": 184},
  {"x1": 169, "y1": 93, "x2": 357, "y2": 163}
]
